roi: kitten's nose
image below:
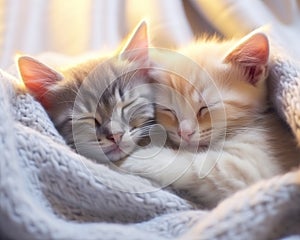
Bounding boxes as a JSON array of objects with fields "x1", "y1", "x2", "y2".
[
  {"x1": 108, "y1": 132, "x2": 123, "y2": 144},
  {"x1": 178, "y1": 120, "x2": 195, "y2": 142},
  {"x1": 178, "y1": 129, "x2": 195, "y2": 142}
]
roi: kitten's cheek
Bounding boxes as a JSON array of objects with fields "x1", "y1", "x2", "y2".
[{"x1": 118, "y1": 139, "x2": 137, "y2": 156}]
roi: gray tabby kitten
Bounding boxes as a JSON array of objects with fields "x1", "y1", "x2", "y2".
[{"x1": 18, "y1": 22, "x2": 155, "y2": 163}]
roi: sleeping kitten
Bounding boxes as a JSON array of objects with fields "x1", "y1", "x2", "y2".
[
  {"x1": 119, "y1": 31, "x2": 300, "y2": 208},
  {"x1": 18, "y1": 22, "x2": 156, "y2": 163}
]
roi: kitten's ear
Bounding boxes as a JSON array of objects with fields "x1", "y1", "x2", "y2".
[
  {"x1": 18, "y1": 56, "x2": 63, "y2": 106},
  {"x1": 224, "y1": 33, "x2": 269, "y2": 85},
  {"x1": 120, "y1": 21, "x2": 149, "y2": 63}
]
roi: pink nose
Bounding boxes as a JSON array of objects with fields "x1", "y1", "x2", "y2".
[
  {"x1": 178, "y1": 129, "x2": 195, "y2": 142},
  {"x1": 108, "y1": 132, "x2": 123, "y2": 144}
]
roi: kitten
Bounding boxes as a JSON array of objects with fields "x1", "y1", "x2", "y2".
[
  {"x1": 119, "y1": 31, "x2": 300, "y2": 208},
  {"x1": 18, "y1": 22, "x2": 156, "y2": 163}
]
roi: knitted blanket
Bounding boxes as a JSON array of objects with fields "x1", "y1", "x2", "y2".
[{"x1": 1, "y1": 47, "x2": 300, "y2": 240}]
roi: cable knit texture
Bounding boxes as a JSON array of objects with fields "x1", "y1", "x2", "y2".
[{"x1": 0, "y1": 45, "x2": 300, "y2": 240}]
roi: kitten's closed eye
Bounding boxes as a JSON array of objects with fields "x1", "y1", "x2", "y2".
[
  {"x1": 73, "y1": 115, "x2": 102, "y2": 131},
  {"x1": 129, "y1": 114, "x2": 153, "y2": 130},
  {"x1": 161, "y1": 108, "x2": 177, "y2": 119},
  {"x1": 198, "y1": 106, "x2": 208, "y2": 117},
  {"x1": 75, "y1": 115, "x2": 98, "y2": 124}
]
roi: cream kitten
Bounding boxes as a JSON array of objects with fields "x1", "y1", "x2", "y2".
[
  {"x1": 119, "y1": 31, "x2": 300, "y2": 208},
  {"x1": 18, "y1": 22, "x2": 156, "y2": 163}
]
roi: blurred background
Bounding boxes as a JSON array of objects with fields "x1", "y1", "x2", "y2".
[{"x1": 1, "y1": 0, "x2": 300, "y2": 69}]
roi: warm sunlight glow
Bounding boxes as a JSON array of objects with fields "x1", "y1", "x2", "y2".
[
  {"x1": 49, "y1": 0, "x2": 91, "y2": 54},
  {"x1": 14, "y1": 54, "x2": 26, "y2": 88}
]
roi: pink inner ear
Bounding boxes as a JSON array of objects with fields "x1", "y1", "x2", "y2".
[
  {"x1": 225, "y1": 33, "x2": 269, "y2": 85},
  {"x1": 18, "y1": 56, "x2": 62, "y2": 107},
  {"x1": 225, "y1": 33, "x2": 269, "y2": 66},
  {"x1": 121, "y1": 21, "x2": 149, "y2": 63}
]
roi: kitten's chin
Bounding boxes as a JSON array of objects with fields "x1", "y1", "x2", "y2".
[
  {"x1": 105, "y1": 150, "x2": 128, "y2": 162},
  {"x1": 180, "y1": 143, "x2": 208, "y2": 152},
  {"x1": 108, "y1": 154, "x2": 127, "y2": 162},
  {"x1": 104, "y1": 145, "x2": 135, "y2": 162},
  {"x1": 169, "y1": 138, "x2": 209, "y2": 152}
]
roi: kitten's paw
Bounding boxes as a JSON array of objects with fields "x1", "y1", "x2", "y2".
[
  {"x1": 118, "y1": 146, "x2": 173, "y2": 174},
  {"x1": 118, "y1": 146, "x2": 196, "y2": 188}
]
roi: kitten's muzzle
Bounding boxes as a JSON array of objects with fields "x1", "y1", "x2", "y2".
[{"x1": 107, "y1": 132, "x2": 124, "y2": 144}]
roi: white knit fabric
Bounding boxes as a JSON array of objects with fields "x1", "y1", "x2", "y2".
[{"x1": 1, "y1": 1, "x2": 300, "y2": 239}]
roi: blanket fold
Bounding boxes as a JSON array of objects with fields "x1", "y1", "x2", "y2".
[{"x1": 268, "y1": 49, "x2": 300, "y2": 144}]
